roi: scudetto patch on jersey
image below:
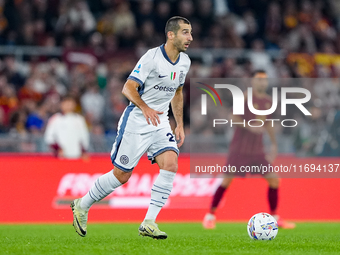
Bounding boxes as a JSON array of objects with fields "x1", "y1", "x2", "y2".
[{"x1": 170, "y1": 72, "x2": 176, "y2": 80}]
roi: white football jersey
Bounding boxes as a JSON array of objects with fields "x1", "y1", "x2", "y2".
[{"x1": 121, "y1": 44, "x2": 191, "y2": 133}]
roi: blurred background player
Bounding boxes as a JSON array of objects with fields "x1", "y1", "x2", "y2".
[
  {"x1": 202, "y1": 70, "x2": 295, "y2": 229},
  {"x1": 70, "y1": 16, "x2": 192, "y2": 239},
  {"x1": 44, "y1": 95, "x2": 89, "y2": 159}
]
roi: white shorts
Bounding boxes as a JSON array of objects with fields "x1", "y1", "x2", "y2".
[{"x1": 110, "y1": 127, "x2": 179, "y2": 172}]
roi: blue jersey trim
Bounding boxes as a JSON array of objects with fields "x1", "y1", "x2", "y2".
[
  {"x1": 113, "y1": 162, "x2": 134, "y2": 172},
  {"x1": 128, "y1": 75, "x2": 145, "y2": 95},
  {"x1": 128, "y1": 75, "x2": 143, "y2": 87},
  {"x1": 110, "y1": 104, "x2": 135, "y2": 165},
  {"x1": 179, "y1": 83, "x2": 184, "y2": 87},
  {"x1": 160, "y1": 44, "x2": 180, "y2": 65},
  {"x1": 148, "y1": 146, "x2": 179, "y2": 164},
  {"x1": 138, "y1": 83, "x2": 145, "y2": 96}
]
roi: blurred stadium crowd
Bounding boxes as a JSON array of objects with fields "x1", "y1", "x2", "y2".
[{"x1": 0, "y1": 0, "x2": 339, "y2": 156}]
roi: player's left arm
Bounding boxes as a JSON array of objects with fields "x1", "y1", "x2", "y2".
[
  {"x1": 171, "y1": 86, "x2": 185, "y2": 148},
  {"x1": 264, "y1": 122, "x2": 278, "y2": 164}
]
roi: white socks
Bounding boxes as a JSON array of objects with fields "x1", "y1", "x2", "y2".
[
  {"x1": 144, "y1": 169, "x2": 176, "y2": 221},
  {"x1": 80, "y1": 170, "x2": 122, "y2": 211},
  {"x1": 79, "y1": 168, "x2": 176, "y2": 221}
]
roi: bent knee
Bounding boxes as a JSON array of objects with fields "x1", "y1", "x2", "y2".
[
  {"x1": 162, "y1": 163, "x2": 178, "y2": 173},
  {"x1": 114, "y1": 167, "x2": 132, "y2": 184}
]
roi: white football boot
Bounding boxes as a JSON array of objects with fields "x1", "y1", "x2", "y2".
[
  {"x1": 70, "y1": 198, "x2": 88, "y2": 237},
  {"x1": 138, "y1": 219, "x2": 167, "y2": 239}
]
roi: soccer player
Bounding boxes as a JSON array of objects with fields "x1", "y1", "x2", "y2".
[
  {"x1": 202, "y1": 70, "x2": 295, "y2": 229},
  {"x1": 71, "y1": 16, "x2": 192, "y2": 239}
]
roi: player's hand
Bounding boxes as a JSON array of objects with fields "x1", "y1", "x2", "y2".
[
  {"x1": 142, "y1": 106, "x2": 164, "y2": 126},
  {"x1": 175, "y1": 125, "x2": 185, "y2": 148},
  {"x1": 265, "y1": 144, "x2": 278, "y2": 164}
]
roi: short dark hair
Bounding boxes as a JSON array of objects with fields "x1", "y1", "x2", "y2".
[
  {"x1": 252, "y1": 69, "x2": 266, "y2": 77},
  {"x1": 165, "y1": 16, "x2": 190, "y2": 39},
  {"x1": 61, "y1": 94, "x2": 76, "y2": 102}
]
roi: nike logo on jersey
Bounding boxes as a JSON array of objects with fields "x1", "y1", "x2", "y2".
[
  {"x1": 162, "y1": 196, "x2": 168, "y2": 199},
  {"x1": 159, "y1": 75, "x2": 167, "y2": 78}
]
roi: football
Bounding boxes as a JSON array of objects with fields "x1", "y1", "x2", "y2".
[{"x1": 247, "y1": 212, "x2": 279, "y2": 240}]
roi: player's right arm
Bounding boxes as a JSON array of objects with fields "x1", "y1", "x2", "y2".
[
  {"x1": 124, "y1": 49, "x2": 163, "y2": 127},
  {"x1": 122, "y1": 80, "x2": 163, "y2": 126}
]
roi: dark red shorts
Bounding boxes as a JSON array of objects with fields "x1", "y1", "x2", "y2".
[{"x1": 226, "y1": 153, "x2": 271, "y2": 177}]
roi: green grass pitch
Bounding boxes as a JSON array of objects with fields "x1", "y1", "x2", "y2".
[{"x1": 1, "y1": 223, "x2": 339, "y2": 255}]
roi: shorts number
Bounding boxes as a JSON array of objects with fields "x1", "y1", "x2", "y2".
[{"x1": 167, "y1": 133, "x2": 175, "y2": 142}]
